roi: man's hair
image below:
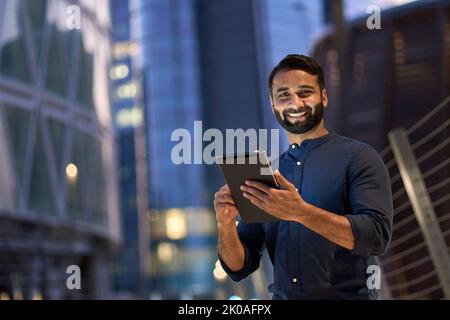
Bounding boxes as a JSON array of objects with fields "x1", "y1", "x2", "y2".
[{"x1": 268, "y1": 54, "x2": 325, "y2": 94}]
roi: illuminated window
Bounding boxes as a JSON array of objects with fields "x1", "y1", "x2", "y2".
[
  {"x1": 110, "y1": 64, "x2": 129, "y2": 80},
  {"x1": 113, "y1": 41, "x2": 139, "y2": 60},
  {"x1": 116, "y1": 107, "x2": 143, "y2": 128},
  {"x1": 116, "y1": 82, "x2": 137, "y2": 99}
]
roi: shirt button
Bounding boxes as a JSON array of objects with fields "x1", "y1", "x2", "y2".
[
  {"x1": 291, "y1": 145, "x2": 296, "y2": 149},
  {"x1": 292, "y1": 277, "x2": 299, "y2": 284},
  {"x1": 297, "y1": 161, "x2": 301, "y2": 166}
]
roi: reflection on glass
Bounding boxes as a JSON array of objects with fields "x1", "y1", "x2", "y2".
[
  {"x1": 76, "y1": 37, "x2": 95, "y2": 110},
  {"x1": 2, "y1": 104, "x2": 30, "y2": 189},
  {"x1": 25, "y1": 0, "x2": 47, "y2": 63},
  {"x1": 86, "y1": 137, "x2": 107, "y2": 226},
  {"x1": 47, "y1": 118, "x2": 66, "y2": 175},
  {"x1": 28, "y1": 123, "x2": 55, "y2": 216},
  {"x1": 66, "y1": 129, "x2": 107, "y2": 226},
  {"x1": 45, "y1": 25, "x2": 70, "y2": 96},
  {"x1": 0, "y1": 0, "x2": 32, "y2": 83}
]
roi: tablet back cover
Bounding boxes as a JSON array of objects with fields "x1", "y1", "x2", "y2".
[{"x1": 218, "y1": 151, "x2": 280, "y2": 224}]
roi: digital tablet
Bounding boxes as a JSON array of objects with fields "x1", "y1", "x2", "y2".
[{"x1": 217, "y1": 150, "x2": 281, "y2": 224}]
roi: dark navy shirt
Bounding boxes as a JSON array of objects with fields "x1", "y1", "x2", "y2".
[{"x1": 219, "y1": 131, "x2": 393, "y2": 300}]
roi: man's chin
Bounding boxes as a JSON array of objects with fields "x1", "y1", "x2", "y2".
[{"x1": 284, "y1": 125, "x2": 310, "y2": 134}]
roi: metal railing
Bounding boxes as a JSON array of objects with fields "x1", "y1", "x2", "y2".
[{"x1": 380, "y1": 96, "x2": 450, "y2": 300}]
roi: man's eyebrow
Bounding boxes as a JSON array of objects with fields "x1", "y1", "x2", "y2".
[
  {"x1": 275, "y1": 87, "x2": 290, "y2": 93},
  {"x1": 275, "y1": 85, "x2": 315, "y2": 93},
  {"x1": 298, "y1": 85, "x2": 315, "y2": 90}
]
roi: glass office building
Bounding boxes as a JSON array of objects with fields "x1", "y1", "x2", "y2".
[
  {"x1": 109, "y1": 0, "x2": 151, "y2": 298},
  {"x1": 0, "y1": 0, "x2": 120, "y2": 299},
  {"x1": 131, "y1": 0, "x2": 216, "y2": 298}
]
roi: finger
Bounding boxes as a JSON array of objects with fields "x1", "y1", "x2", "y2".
[
  {"x1": 242, "y1": 192, "x2": 265, "y2": 209},
  {"x1": 241, "y1": 185, "x2": 267, "y2": 202},
  {"x1": 215, "y1": 202, "x2": 237, "y2": 212},
  {"x1": 244, "y1": 180, "x2": 272, "y2": 194},
  {"x1": 220, "y1": 186, "x2": 232, "y2": 197},
  {"x1": 215, "y1": 200, "x2": 236, "y2": 207},
  {"x1": 215, "y1": 198, "x2": 236, "y2": 207},
  {"x1": 215, "y1": 189, "x2": 233, "y2": 199},
  {"x1": 274, "y1": 170, "x2": 296, "y2": 191},
  {"x1": 216, "y1": 193, "x2": 235, "y2": 204}
]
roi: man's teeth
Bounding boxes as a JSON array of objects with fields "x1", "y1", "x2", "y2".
[{"x1": 287, "y1": 111, "x2": 306, "y2": 117}]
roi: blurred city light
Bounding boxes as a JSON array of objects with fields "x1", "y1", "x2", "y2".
[
  {"x1": 32, "y1": 293, "x2": 43, "y2": 300},
  {"x1": 213, "y1": 260, "x2": 227, "y2": 282},
  {"x1": 110, "y1": 64, "x2": 130, "y2": 80},
  {"x1": 0, "y1": 292, "x2": 10, "y2": 301},
  {"x1": 113, "y1": 41, "x2": 139, "y2": 60},
  {"x1": 157, "y1": 242, "x2": 178, "y2": 262},
  {"x1": 116, "y1": 107, "x2": 143, "y2": 128},
  {"x1": 116, "y1": 82, "x2": 138, "y2": 99},
  {"x1": 165, "y1": 209, "x2": 187, "y2": 240},
  {"x1": 65, "y1": 163, "x2": 78, "y2": 180}
]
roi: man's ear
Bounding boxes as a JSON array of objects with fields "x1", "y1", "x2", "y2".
[{"x1": 321, "y1": 88, "x2": 328, "y2": 108}]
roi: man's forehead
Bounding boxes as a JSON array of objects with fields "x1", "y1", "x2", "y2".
[{"x1": 272, "y1": 69, "x2": 319, "y2": 89}]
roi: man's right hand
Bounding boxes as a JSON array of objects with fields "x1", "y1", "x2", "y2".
[
  {"x1": 214, "y1": 184, "x2": 239, "y2": 228},
  {"x1": 214, "y1": 184, "x2": 245, "y2": 273}
]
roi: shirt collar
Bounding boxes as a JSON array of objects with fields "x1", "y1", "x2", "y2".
[{"x1": 288, "y1": 131, "x2": 336, "y2": 154}]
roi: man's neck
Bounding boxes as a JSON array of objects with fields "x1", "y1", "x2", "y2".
[{"x1": 286, "y1": 122, "x2": 329, "y2": 146}]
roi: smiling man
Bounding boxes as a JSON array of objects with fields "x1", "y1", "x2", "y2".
[{"x1": 214, "y1": 54, "x2": 393, "y2": 300}]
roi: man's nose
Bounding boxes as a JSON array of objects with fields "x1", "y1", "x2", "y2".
[{"x1": 291, "y1": 94, "x2": 305, "y2": 107}]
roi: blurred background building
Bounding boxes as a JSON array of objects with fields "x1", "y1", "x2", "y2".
[
  {"x1": 0, "y1": 0, "x2": 120, "y2": 299},
  {"x1": 1, "y1": 0, "x2": 449, "y2": 300},
  {"x1": 108, "y1": 0, "x2": 150, "y2": 299}
]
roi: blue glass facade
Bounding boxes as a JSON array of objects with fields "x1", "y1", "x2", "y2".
[
  {"x1": 136, "y1": 0, "x2": 205, "y2": 209},
  {"x1": 109, "y1": 0, "x2": 144, "y2": 297}
]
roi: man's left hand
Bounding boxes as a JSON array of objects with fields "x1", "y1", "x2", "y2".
[{"x1": 240, "y1": 170, "x2": 307, "y2": 221}]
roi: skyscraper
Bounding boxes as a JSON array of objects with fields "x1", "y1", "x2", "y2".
[
  {"x1": 0, "y1": 0, "x2": 120, "y2": 299},
  {"x1": 109, "y1": 0, "x2": 149, "y2": 298}
]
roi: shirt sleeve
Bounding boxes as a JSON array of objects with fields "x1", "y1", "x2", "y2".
[
  {"x1": 218, "y1": 222, "x2": 265, "y2": 282},
  {"x1": 345, "y1": 146, "x2": 393, "y2": 256}
]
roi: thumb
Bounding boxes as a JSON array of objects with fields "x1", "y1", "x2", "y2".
[{"x1": 274, "y1": 170, "x2": 296, "y2": 191}]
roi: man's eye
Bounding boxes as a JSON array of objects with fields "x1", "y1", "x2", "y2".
[
  {"x1": 278, "y1": 92, "x2": 290, "y2": 99},
  {"x1": 299, "y1": 91, "x2": 312, "y2": 96}
]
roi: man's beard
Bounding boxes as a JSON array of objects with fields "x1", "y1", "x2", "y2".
[{"x1": 274, "y1": 101, "x2": 324, "y2": 134}]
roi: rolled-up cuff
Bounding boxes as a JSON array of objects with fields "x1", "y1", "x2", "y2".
[
  {"x1": 345, "y1": 214, "x2": 375, "y2": 256},
  {"x1": 218, "y1": 243, "x2": 253, "y2": 282}
]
